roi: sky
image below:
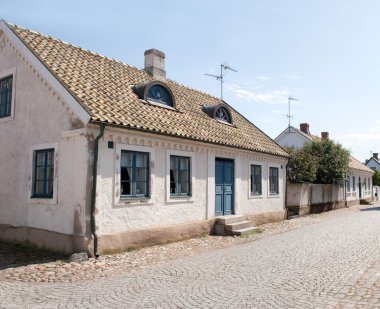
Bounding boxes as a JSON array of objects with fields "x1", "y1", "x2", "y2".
[{"x1": 1, "y1": 0, "x2": 380, "y2": 161}]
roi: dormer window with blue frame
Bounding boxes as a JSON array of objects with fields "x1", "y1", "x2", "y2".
[
  {"x1": 215, "y1": 106, "x2": 231, "y2": 123},
  {"x1": 133, "y1": 81, "x2": 175, "y2": 108},
  {"x1": 202, "y1": 103, "x2": 233, "y2": 125}
]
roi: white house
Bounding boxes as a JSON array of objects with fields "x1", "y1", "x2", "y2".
[
  {"x1": 275, "y1": 123, "x2": 373, "y2": 206},
  {"x1": 0, "y1": 21, "x2": 289, "y2": 255},
  {"x1": 365, "y1": 153, "x2": 380, "y2": 171}
]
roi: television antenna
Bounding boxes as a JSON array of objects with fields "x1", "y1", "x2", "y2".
[
  {"x1": 205, "y1": 64, "x2": 237, "y2": 101},
  {"x1": 286, "y1": 96, "x2": 297, "y2": 131}
]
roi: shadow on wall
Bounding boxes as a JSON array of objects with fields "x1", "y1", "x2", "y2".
[{"x1": 360, "y1": 206, "x2": 380, "y2": 212}]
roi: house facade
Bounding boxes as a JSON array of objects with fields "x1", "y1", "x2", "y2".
[
  {"x1": 275, "y1": 123, "x2": 373, "y2": 207},
  {"x1": 0, "y1": 21, "x2": 288, "y2": 254},
  {"x1": 365, "y1": 153, "x2": 380, "y2": 171}
]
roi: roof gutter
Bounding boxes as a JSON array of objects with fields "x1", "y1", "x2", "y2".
[{"x1": 90, "y1": 123, "x2": 105, "y2": 257}]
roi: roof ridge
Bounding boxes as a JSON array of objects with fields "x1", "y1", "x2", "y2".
[{"x1": 7, "y1": 22, "x2": 143, "y2": 72}]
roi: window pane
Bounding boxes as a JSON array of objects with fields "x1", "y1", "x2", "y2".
[
  {"x1": 121, "y1": 151, "x2": 133, "y2": 167},
  {"x1": 36, "y1": 167, "x2": 45, "y2": 181},
  {"x1": 135, "y1": 153, "x2": 148, "y2": 168},
  {"x1": 136, "y1": 167, "x2": 148, "y2": 182},
  {"x1": 47, "y1": 166, "x2": 54, "y2": 181},
  {"x1": 181, "y1": 170, "x2": 189, "y2": 184},
  {"x1": 47, "y1": 180, "x2": 54, "y2": 196},
  {"x1": 36, "y1": 152, "x2": 45, "y2": 166},
  {"x1": 121, "y1": 181, "x2": 132, "y2": 195},
  {"x1": 35, "y1": 181, "x2": 45, "y2": 195},
  {"x1": 136, "y1": 182, "x2": 147, "y2": 195},
  {"x1": 170, "y1": 156, "x2": 178, "y2": 170},
  {"x1": 180, "y1": 157, "x2": 189, "y2": 170},
  {"x1": 121, "y1": 166, "x2": 132, "y2": 182},
  {"x1": 180, "y1": 181, "x2": 189, "y2": 194},
  {"x1": 47, "y1": 151, "x2": 54, "y2": 165},
  {"x1": 171, "y1": 170, "x2": 179, "y2": 185},
  {"x1": 170, "y1": 181, "x2": 177, "y2": 194}
]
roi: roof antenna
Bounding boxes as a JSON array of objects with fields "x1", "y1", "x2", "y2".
[
  {"x1": 205, "y1": 64, "x2": 237, "y2": 101},
  {"x1": 286, "y1": 96, "x2": 297, "y2": 132}
]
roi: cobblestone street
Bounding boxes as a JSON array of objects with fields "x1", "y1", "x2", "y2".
[{"x1": 1, "y1": 205, "x2": 380, "y2": 308}]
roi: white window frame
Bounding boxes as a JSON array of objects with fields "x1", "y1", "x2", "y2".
[
  {"x1": 166, "y1": 149, "x2": 195, "y2": 203},
  {"x1": 0, "y1": 67, "x2": 16, "y2": 123},
  {"x1": 268, "y1": 164, "x2": 281, "y2": 197},
  {"x1": 114, "y1": 143, "x2": 155, "y2": 206},
  {"x1": 28, "y1": 142, "x2": 59, "y2": 205},
  {"x1": 248, "y1": 160, "x2": 264, "y2": 199}
]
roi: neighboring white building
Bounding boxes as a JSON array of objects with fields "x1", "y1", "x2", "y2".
[
  {"x1": 365, "y1": 153, "x2": 380, "y2": 171},
  {"x1": 275, "y1": 123, "x2": 374, "y2": 206},
  {"x1": 0, "y1": 21, "x2": 288, "y2": 255}
]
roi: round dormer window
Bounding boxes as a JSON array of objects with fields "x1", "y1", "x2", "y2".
[
  {"x1": 202, "y1": 104, "x2": 233, "y2": 125},
  {"x1": 215, "y1": 106, "x2": 231, "y2": 123},
  {"x1": 133, "y1": 81, "x2": 175, "y2": 108},
  {"x1": 147, "y1": 84, "x2": 173, "y2": 106}
]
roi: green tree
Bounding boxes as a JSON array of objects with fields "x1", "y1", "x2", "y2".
[
  {"x1": 285, "y1": 147, "x2": 317, "y2": 183},
  {"x1": 373, "y1": 170, "x2": 380, "y2": 186},
  {"x1": 303, "y1": 139, "x2": 350, "y2": 184}
]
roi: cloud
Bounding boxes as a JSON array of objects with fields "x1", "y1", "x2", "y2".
[
  {"x1": 279, "y1": 74, "x2": 301, "y2": 80},
  {"x1": 333, "y1": 122, "x2": 380, "y2": 161},
  {"x1": 227, "y1": 83, "x2": 293, "y2": 105}
]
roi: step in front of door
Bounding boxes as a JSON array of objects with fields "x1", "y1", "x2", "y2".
[
  {"x1": 232, "y1": 226, "x2": 260, "y2": 236},
  {"x1": 216, "y1": 215, "x2": 246, "y2": 225},
  {"x1": 225, "y1": 220, "x2": 253, "y2": 231}
]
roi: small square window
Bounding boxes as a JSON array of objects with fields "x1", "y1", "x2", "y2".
[
  {"x1": 120, "y1": 150, "x2": 150, "y2": 198},
  {"x1": 0, "y1": 75, "x2": 13, "y2": 118},
  {"x1": 32, "y1": 149, "x2": 54, "y2": 198}
]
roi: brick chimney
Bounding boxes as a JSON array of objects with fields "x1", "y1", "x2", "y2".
[
  {"x1": 300, "y1": 123, "x2": 310, "y2": 134},
  {"x1": 373, "y1": 153, "x2": 379, "y2": 160},
  {"x1": 144, "y1": 49, "x2": 166, "y2": 80},
  {"x1": 321, "y1": 132, "x2": 329, "y2": 140}
]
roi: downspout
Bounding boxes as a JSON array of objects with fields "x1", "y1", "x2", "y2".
[{"x1": 90, "y1": 123, "x2": 105, "y2": 257}]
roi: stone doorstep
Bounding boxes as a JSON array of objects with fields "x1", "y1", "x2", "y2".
[
  {"x1": 232, "y1": 226, "x2": 260, "y2": 236},
  {"x1": 216, "y1": 215, "x2": 246, "y2": 225},
  {"x1": 224, "y1": 220, "x2": 253, "y2": 231}
]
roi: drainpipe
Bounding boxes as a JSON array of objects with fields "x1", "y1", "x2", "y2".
[{"x1": 90, "y1": 123, "x2": 105, "y2": 257}]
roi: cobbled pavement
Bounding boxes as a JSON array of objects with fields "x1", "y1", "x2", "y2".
[{"x1": 1, "y1": 205, "x2": 380, "y2": 308}]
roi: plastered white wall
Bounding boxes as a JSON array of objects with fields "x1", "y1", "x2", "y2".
[
  {"x1": 95, "y1": 127, "x2": 287, "y2": 235},
  {"x1": 275, "y1": 127, "x2": 310, "y2": 149},
  {"x1": 346, "y1": 170, "x2": 373, "y2": 201},
  {"x1": 0, "y1": 30, "x2": 89, "y2": 236}
]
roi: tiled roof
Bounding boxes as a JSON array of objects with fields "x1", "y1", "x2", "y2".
[
  {"x1": 7, "y1": 23, "x2": 288, "y2": 158},
  {"x1": 349, "y1": 156, "x2": 374, "y2": 173}
]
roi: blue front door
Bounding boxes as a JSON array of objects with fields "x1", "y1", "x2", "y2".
[{"x1": 215, "y1": 158, "x2": 234, "y2": 216}]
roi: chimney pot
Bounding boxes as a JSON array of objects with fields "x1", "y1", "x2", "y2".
[
  {"x1": 300, "y1": 123, "x2": 310, "y2": 134},
  {"x1": 373, "y1": 153, "x2": 379, "y2": 160},
  {"x1": 321, "y1": 132, "x2": 329, "y2": 140},
  {"x1": 144, "y1": 49, "x2": 166, "y2": 80}
]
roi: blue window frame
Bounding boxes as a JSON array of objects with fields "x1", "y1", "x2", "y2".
[
  {"x1": 0, "y1": 75, "x2": 12, "y2": 118},
  {"x1": 269, "y1": 167, "x2": 279, "y2": 195},
  {"x1": 170, "y1": 155, "x2": 191, "y2": 196},
  {"x1": 32, "y1": 149, "x2": 54, "y2": 198},
  {"x1": 120, "y1": 150, "x2": 150, "y2": 198},
  {"x1": 147, "y1": 84, "x2": 173, "y2": 107},
  {"x1": 250, "y1": 164, "x2": 262, "y2": 195},
  {"x1": 347, "y1": 176, "x2": 351, "y2": 192}
]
